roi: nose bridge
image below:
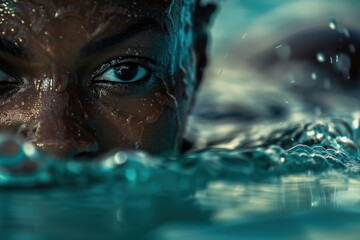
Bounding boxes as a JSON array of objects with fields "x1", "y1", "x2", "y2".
[
  {"x1": 33, "y1": 65, "x2": 82, "y2": 121},
  {"x1": 22, "y1": 72, "x2": 98, "y2": 159},
  {"x1": 34, "y1": 64, "x2": 71, "y2": 93}
]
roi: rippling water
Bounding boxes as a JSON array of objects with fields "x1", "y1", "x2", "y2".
[{"x1": 2, "y1": 1, "x2": 360, "y2": 239}]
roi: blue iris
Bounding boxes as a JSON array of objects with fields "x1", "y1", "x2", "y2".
[{"x1": 100, "y1": 65, "x2": 148, "y2": 83}]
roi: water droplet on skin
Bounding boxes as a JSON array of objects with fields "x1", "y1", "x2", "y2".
[
  {"x1": 316, "y1": 52, "x2": 326, "y2": 63},
  {"x1": 328, "y1": 18, "x2": 337, "y2": 30}
]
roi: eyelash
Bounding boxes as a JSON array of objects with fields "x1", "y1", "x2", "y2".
[
  {"x1": 91, "y1": 57, "x2": 156, "y2": 90},
  {"x1": 0, "y1": 60, "x2": 21, "y2": 83}
]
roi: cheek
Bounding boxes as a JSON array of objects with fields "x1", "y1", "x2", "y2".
[
  {"x1": 0, "y1": 90, "x2": 40, "y2": 129},
  {"x1": 85, "y1": 86, "x2": 180, "y2": 153}
]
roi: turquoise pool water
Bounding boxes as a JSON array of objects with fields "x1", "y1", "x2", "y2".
[
  {"x1": 1, "y1": 116, "x2": 360, "y2": 239},
  {"x1": 1, "y1": 0, "x2": 360, "y2": 239}
]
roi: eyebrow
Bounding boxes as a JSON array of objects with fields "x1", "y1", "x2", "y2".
[
  {"x1": 81, "y1": 18, "x2": 169, "y2": 59},
  {"x1": 0, "y1": 38, "x2": 27, "y2": 59}
]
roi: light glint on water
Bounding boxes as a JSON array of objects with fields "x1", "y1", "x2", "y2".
[
  {"x1": 328, "y1": 18, "x2": 337, "y2": 30},
  {"x1": 316, "y1": 52, "x2": 326, "y2": 63}
]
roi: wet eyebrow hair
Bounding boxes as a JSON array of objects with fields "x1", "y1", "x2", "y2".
[
  {"x1": 0, "y1": 38, "x2": 27, "y2": 59},
  {"x1": 80, "y1": 18, "x2": 169, "y2": 58}
]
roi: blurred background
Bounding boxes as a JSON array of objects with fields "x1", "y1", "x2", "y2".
[{"x1": 188, "y1": 0, "x2": 360, "y2": 147}]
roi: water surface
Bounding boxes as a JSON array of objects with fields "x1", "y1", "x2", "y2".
[{"x1": 1, "y1": 0, "x2": 360, "y2": 239}]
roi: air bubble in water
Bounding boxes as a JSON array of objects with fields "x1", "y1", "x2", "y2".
[
  {"x1": 316, "y1": 52, "x2": 326, "y2": 63},
  {"x1": 328, "y1": 18, "x2": 337, "y2": 30}
]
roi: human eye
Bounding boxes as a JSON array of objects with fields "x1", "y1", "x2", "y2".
[{"x1": 92, "y1": 58, "x2": 152, "y2": 85}]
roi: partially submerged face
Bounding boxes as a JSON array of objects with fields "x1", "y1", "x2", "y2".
[{"x1": 0, "y1": 0, "x2": 214, "y2": 158}]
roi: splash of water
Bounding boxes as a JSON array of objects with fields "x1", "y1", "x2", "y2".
[{"x1": 1, "y1": 115, "x2": 360, "y2": 188}]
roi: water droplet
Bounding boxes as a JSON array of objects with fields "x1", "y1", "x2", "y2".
[
  {"x1": 22, "y1": 142, "x2": 36, "y2": 157},
  {"x1": 114, "y1": 152, "x2": 127, "y2": 165},
  {"x1": 328, "y1": 18, "x2": 337, "y2": 30},
  {"x1": 316, "y1": 52, "x2": 326, "y2": 63},
  {"x1": 242, "y1": 33, "x2": 247, "y2": 39},
  {"x1": 311, "y1": 73, "x2": 317, "y2": 80}
]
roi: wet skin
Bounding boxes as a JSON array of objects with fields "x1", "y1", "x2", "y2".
[{"x1": 0, "y1": 0, "x2": 215, "y2": 158}]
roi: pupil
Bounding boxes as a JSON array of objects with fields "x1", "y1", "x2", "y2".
[{"x1": 115, "y1": 65, "x2": 138, "y2": 81}]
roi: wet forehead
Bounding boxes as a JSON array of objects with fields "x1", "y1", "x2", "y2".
[
  {"x1": 0, "y1": 0, "x2": 185, "y2": 38},
  {"x1": 0, "y1": 0, "x2": 182, "y2": 16},
  {"x1": 0, "y1": 0, "x2": 187, "y2": 58}
]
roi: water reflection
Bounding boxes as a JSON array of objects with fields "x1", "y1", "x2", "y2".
[{"x1": 1, "y1": 173, "x2": 359, "y2": 239}]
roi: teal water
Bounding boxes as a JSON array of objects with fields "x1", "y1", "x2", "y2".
[
  {"x1": 1, "y1": 116, "x2": 360, "y2": 239},
  {"x1": 2, "y1": 1, "x2": 360, "y2": 239}
]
